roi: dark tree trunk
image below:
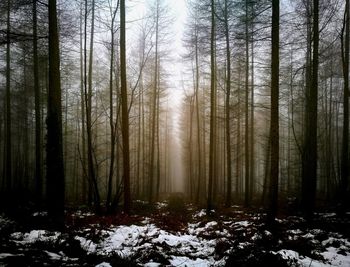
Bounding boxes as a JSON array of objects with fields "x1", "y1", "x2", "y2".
[
  {"x1": 120, "y1": 0, "x2": 131, "y2": 213},
  {"x1": 47, "y1": 0, "x2": 65, "y2": 229},
  {"x1": 33, "y1": 0, "x2": 42, "y2": 205},
  {"x1": 340, "y1": 0, "x2": 349, "y2": 214},
  {"x1": 244, "y1": 0, "x2": 250, "y2": 207},
  {"x1": 207, "y1": 0, "x2": 216, "y2": 213},
  {"x1": 5, "y1": 0, "x2": 12, "y2": 193},
  {"x1": 224, "y1": 0, "x2": 232, "y2": 207},
  {"x1": 302, "y1": 0, "x2": 319, "y2": 220},
  {"x1": 268, "y1": 0, "x2": 279, "y2": 222}
]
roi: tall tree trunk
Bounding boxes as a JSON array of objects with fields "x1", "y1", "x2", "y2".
[
  {"x1": 84, "y1": 0, "x2": 100, "y2": 212},
  {"x1": 250, "y1": 7, "x2": 255, "y2": 200},
  {"x1": 340, "y1": 0, "x2": 349, "y2": 213},
  {"x1": 236, "y1": 62, "x2": 242, "y2": 200},
  {"x1": 47, "y1": 0, "x2": 65, "y2": 228},
  {"x1": 33, "y1": 0, "x2": 42, "y2": 205},
  {"x1": 224, "y1": 0, "x2": 232, "y2": 207},
  {"x1": 149, "y1": 0, "x2": 159, "y2": 204},
  {"x1": 5, "y1": 0, "x2": 12, "y2": 193},
  {"x1": 80, "y1": 0, "x2": 87, "y2": 204},
  {"x1": 106, "y1": 6, "x2": 118, "y2": 212},
  {"x1": 195, "y1": 23, "x2": 202, "y2": 204},
  {"x1": 268, "y1": 0, "x2": 279, "y2": 222},
  {"x1": 302, "y1": 0, "x2": 319, "y2": 220},
  {"x1": 156, "y1": 68, "x2": 161, "y2": 202},
  {"x1": 207, "y1": 0, "x2": 216, "y2": 213},
  {"x1": 244, "y1": 0, "x2": 250, "y2": 207},
  {"x1": 120, "y1": 0, "x2": 131, "y2": 213}
]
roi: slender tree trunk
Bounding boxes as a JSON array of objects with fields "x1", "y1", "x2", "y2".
[
  {"x1": 244, "y1": 0, "x2": 250, "y2": 207},
  {"x1": 195, "y1": 23, "x2": 202, "y2": 204},
  {"x1": 80, "y1": 1, "x2": 87, "y2": 204},
  {"x1": 268, "y1": 0, "x2": 279, "y2": 222},
  {"x1": 85, "y1": 0, "x2": 100, "y2": 212},
  {"x1": 236, "y1": 63, "x2": 242, "y2": 200},
  {"x1": 224, "y1": 0, "x2": 232, "y2": 207},
  {"x1": 250, "y1": 9, "x2": 255, "y2": 200},
  {"x1": 156, "y1": 68, "x2": 161, "y2": 202},
  {"x1": 47, "y1": 0, "x2": 65, "y2": 229},
  {"x1": 149, "y1": 1, "x2": 159, "y2": 204},
  {"x1": 33, "y1": 0, "x2": 42, "y2": 205},
  {"x1": 207, "y1": 0, "x2": 216, "y2": 213},
  {"x1": 340, "y1": 0, "x2": 349, "y2": 213},
  {"x1": 302, "y1": 0, "x2": 319, "y2": 220},
  {"x1": 120, "y1": 0, "x2": 131, "y2": 213},
  {"x1": 106, "y1": 7, "x2": 118, "y2": 212},
  {"x1": 5, "y1": 0, "x2": 12, "y2": 193}
]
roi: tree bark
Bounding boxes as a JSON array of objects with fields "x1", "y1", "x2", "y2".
[
  {"x1": 33, "y1": 0, "x2": 42, "y2": 205},
  {"x1": 47, "y1": 0, "x2": 65, "y2": 228},
  {"x1": 268, "y1": 0, "x2": 279, "y2": 222},
  {"x1": 5, "y1": 0, "x2": 12, "y2": 193},
  {"x1": 301, "y1": 0, "x2": 319, "y2": 220},
  {"x1": 207, "y1": 0, "x2": 216, "y2": 213},
  {"x1": 120, "y1": 0, "x2": 131, "y2": 213},
  {"x1": 244, "y1": 0, "x2": 250, "y2": 207},
  {"x1": 340, "y1": 0, "x2": 349, "y2": 213},
  {"x1": 224, "y1": 0, "x2": 232, "y2": 207}
]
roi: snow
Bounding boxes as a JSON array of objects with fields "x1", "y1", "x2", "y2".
[
  {"x1": 32, "y1": 211, "x2": 48, "y2": 217},
  {"x1": 95, "y1": 262, "x2": 112, "y2": 267},
  {"x1": 144, "y1": 263, "x2": 161, "y2": 267},
  {"x1": 11, "y1": 230, "x2": 61, "y2": 244},
  {"x1": 321, "y1": 247, "x2": 350, "y2": 266},
  {"x1": 2, "y1": 212, "x2": 350, "y2": 266},
  {"x1": 169, "y1": 256, "x2": 211, "y2": 267},
  {"x1": 233, "y1": 220, "x2": 251, "y2": 227},
  {"x1": 193, "y1": 209, "x2": 207, "y2": 218},
  {"x1": 94, "y1": 223, "x2": 217, "y2": 261},
  {"x1": 44, "y1": 251, "x2": 62, "y2": 260},
  {"x1": 75, "y1": 236, "x2": 97, "y2": 253},
  {"x1": 273, "y1": 243, "x2": 350, "y2": 267}
]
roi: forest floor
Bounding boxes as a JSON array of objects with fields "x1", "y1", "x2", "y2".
[{"x1": 1, "y1": 198, "x2": 350, "y2": 266}]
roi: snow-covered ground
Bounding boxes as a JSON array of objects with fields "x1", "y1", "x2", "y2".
[{"x1": 0, "y1": 208, "x2": 350, "y2": 266}]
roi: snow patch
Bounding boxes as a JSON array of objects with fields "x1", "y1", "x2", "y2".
[{"x1": 95, "y1": 262, "x2": 112, "y2": 267}]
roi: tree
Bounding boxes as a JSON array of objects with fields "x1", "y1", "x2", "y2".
[
  {"x1": 340, "y1": 0, "x2": 349, "y2": 213},
  {"x1": 268, "y1": 0, "x2": 279, "y2": 222},
  {"x1": 47, "y1": 0, "x2": 65, "y2": 228},
  {"x1": 301, "y1": 0, "x2": 319, "y2": 220},
  {"x1": 33, "y1": 0, "x2": 42, "y2": 205},
  {"x1": 207, "y1": 0, "x2": 216, "y2": 213},
  {"x1": 223, "y1": 0, "x2": 232, "y2": 207},
  {"x1": 84, "y1": 0, "x2": 100, "y2": 212},
  {"x1": 120, "y1": 0, "x2": 131, "y2": 213},
  {"x1": 5, "y1": 0, "x2": 12, "y2": 194},
  {"x1": 149, "y1": 0, "x2": 160, "y2": 204},
  {"x1": 106, "y1": 0, "x2": 119, "y2": 213}
]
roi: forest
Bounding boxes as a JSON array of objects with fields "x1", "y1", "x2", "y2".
[{"x1": 0, "y1": 0, "x2": 350, "y2": 266}]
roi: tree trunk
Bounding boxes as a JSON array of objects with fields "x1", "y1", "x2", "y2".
[
  {"x1": 47, "y1": 0, "x2": 65, "y2": 229},
  {"x1": 268, "y1": 0, "x2": 279, "y2": 222},
  {"x1": 302, "y1": 0, "x2": 319, "y2": 220},
  {"x1": 340, "y1": 0, "x2": 349, "y2": 214},
  {"x1": 120, "y1": 0, "x2": 131, "y2": 213},
  {"x1": 149, "y1": 0, "x2": 159, "y2": 204},
  {"x1": 106, "y1": 7, "x2": 118, "y2": 212},
  {"x1": 5, "y1": 0, "x2": 12, "y2": 193},
  {"x1": 224, "y1": 0, "x2": 232, "y2": 207},
  {"x1": 244, "y1": 0, "x2": 250, "y2": 207},
  {"x1": 207, "y1": 0, "x2": 216, "y2": 213},
  {"x1": 33, "y1": 0, "x2": 42, "y2": 205}
]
